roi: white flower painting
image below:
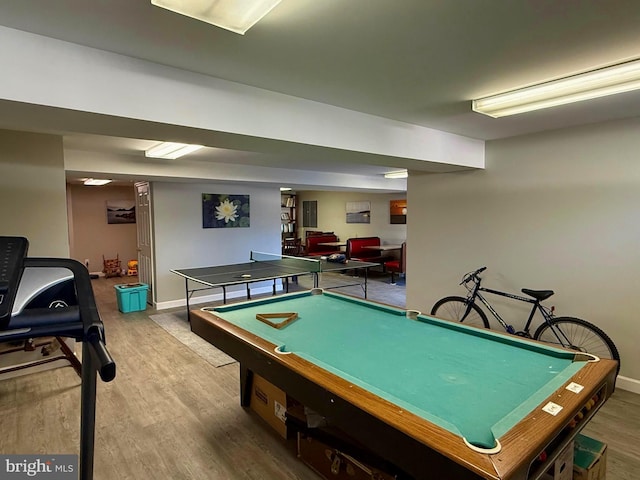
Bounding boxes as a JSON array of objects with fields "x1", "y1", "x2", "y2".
[{"x1": 202, "y1": 194, "x2": 250, "y2": 228}]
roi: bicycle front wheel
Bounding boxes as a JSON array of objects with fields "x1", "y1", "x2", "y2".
[
  {"x1": 430, "y1": 296, "x2": 489, "y2": 329},
  {"x1": 534, "y1": 317, "x2": 620, "y2": 370}
]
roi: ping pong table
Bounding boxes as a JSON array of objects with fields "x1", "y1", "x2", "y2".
[{"x1": 171, "y1": 252, "x2": 378, "y2": 319}]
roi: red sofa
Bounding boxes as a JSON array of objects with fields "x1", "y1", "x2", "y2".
[
  {"x1": 345, "y1": 237, "x2": 389, "y2": 264},
  {"x1": 306, "y1": 234, "x2": 341, "y2": 257}
]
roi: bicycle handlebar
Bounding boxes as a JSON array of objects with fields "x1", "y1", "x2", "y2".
[{"x1": 460, "y1": 266, "x2": 487, "y2": 285}]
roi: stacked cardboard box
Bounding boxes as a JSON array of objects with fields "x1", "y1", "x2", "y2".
[
  {"x1": 297, "y1": 432, "x2": 397, "y2": 480},
  {"x1": 573, "y1": 434, "x2": 607, "y2": 480},
  {"x1": 249, "y1": 373, "x2": 299, "y2": 439}
]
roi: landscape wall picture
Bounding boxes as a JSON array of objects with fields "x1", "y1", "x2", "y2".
[{"x1": 106, "y1": 200, "x2": 136, "y2": 224}]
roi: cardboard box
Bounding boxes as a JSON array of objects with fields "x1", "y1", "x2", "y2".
[
  {"x1": 297, "y1": 433, "x2": 396, "y2": 480},
  {"x1": 249, "y1": 373, "x2": 292, "y2": 439},
  {"x1": 541, "y1": 441, "x2": 574, "y2": 480},
  {"x1": 573, "y1": 434, "x2": 607, "y2": 480}
]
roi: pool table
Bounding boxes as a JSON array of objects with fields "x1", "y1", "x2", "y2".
[{"x1": 190, "y1": 289, "x2": 617, "y2": 480}]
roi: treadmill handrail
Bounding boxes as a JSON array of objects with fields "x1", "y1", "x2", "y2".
[{"x1": 13, "y1": 257, "x2": 116, "y2": 382}]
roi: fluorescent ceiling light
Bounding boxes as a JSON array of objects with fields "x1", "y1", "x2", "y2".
[
  {"x1": 145, "y1": 142, "x2": 203, "y2": 159},
  {"x1": 84, "y1": 178, "x2": 112, "y2": 186},
  {"x1": 473, "y1": 58, "x2": 640, "y2": 118},
  {"x1": 384, "y1": 170, "x2": 408, "y2": 179},
  {"x1": 151, "y1": 0, "x2": 281, "y2": 35},
  {"x1": 279, "y1": 187, "x2": 292, "y2": 191}
]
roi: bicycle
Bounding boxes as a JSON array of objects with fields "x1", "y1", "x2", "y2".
[{"x1": 430, "y1": 267, "x2": 620, "y2": 370}]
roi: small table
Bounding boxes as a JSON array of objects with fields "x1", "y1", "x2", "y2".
[
  {"x1": 362, "y1": 244, "x2": 402, "y2": 252},
  {"x1": 317, "y1": 241, "x2": 347, "y2": 247},
  {"x1": 191, "y1": 289, "x2": 617, "y2": 480}
]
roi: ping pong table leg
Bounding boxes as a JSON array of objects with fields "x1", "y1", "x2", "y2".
[
  {"x1": 246, "y1": 283, "x2": 251, "y2": 300},
  {"x1": 364, "y1": 268, "x2": 369, "y2": 299}
]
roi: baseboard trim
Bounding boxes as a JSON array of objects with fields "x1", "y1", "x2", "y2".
[{"x1": 616, "y1": 375, "x2": 640, "y2": 394}]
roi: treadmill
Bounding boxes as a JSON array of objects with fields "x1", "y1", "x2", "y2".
[{"x1": 0, "y1": 236, "x2": 116, "y2": 480}]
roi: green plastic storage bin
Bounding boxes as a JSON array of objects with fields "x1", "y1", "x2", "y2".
[{"x1": 114, "y1": 283, "x2": 148, "y2": 313}]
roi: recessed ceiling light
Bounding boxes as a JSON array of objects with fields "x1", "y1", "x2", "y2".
[
  {"x1": 84, "y1": 178, "x2": 112, "y2": 186},
  {"x1": 145, "y1": 142, "x2": 203, "y2": 159}
]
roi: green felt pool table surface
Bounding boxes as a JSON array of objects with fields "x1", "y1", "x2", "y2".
[
  {"x1": 209, "y1": 290, "x2": 586, "y2": 449},
  {"x1": 192, "y1": 289, "x2": 617, "y2": 480}
]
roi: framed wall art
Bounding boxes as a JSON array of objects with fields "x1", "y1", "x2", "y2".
[
  {"x1": 106, "y1": 200, "x2": 136, "y2": 224},
  {"x1": 346, "y1": 201, "x2": 371, "y2": 224},
  {"x1": 390, "y1": 199, "x2": 407, "y2": 224},
  {"x1": 202, "y1": 194, "x2": 250, "y2": 228}
]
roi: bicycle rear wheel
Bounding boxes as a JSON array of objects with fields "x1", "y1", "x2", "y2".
[
  {"x1": 534, "y1": 317, "x2": 620, "y2": 371},
  {"x1": 430, "y1": 296, "x2": 489, "y2": 329}
]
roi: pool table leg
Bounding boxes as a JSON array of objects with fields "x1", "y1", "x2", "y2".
[
  {"x1": 184, "y1": 278, "x2": 193, "y2": 322},
  {"x1": 240, "y1": 365, "x2": 254, "y2": 407}
]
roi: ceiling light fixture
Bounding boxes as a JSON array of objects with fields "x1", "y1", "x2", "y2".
[
  {"x1": 279, "y1": 187, "x2": 292, "y2": 191},
  {"x1": 472, "y1": 58, "x2": 640, "y2": 118},
  {"x1": 150, "y1": 0, "x2": 282, "y2": 35},
  {"x1": 384, "y1": 170, "x2": 408, "y2": 179},
  {"x1": 145, "y1": 142, "x2": 203, "y2": 159},
  {"x1": 84, "y1": 178, "x2": 112, "y2": 186}
]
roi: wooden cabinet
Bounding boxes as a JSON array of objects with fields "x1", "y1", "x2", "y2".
[{"x1": 281, "y1": 194, "x2": 297, "y2": 240}]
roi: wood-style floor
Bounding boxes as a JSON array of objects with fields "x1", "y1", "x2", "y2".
[{"x1": 0, "y1": 275, "x2": 638, "y2": 480}]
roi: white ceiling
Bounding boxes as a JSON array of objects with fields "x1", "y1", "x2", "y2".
[{"x1": 1, "y1": 0, "x2": 640, "y2": 187}]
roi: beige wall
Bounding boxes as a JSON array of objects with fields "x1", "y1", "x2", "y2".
[
  {"x1": 153, "y1": 182, "x2": 282, "y2": 307},
  {"x1": 407, "y1": 116, "x2": 640, "y2": 385},
  {"x1": 0, "y1": 129, "x2": 68, "y2": 256},
  {"x1": 67, "y1": 184, "x2": 138, "y2": 274},
  {"x1": 296, "y1": 191, "x2": 407, "y2": 245}
]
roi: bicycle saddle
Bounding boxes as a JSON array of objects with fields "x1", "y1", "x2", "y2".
[{"x1": 521, "y1": 289, "x2": 554, "y2": 301}]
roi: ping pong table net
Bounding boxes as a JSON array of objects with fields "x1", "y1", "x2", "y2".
[{"x1": 250, "y1": 251, "x2": 322, "y2": 273}]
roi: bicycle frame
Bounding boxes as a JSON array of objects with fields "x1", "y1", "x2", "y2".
[{"x1": 466, "y1": 279, "x2": 553, "y2": 336}]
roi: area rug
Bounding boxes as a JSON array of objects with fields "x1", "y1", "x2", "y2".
[{"x1": 149, "y1": 312, "x2": 236, "y2": 367}]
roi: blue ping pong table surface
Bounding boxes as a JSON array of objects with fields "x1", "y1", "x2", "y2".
[{"x1": 171, "y1": 253, "x2": 379, "y2": 315}]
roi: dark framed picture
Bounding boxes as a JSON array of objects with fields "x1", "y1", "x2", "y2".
[
  {"x1": 106, "y1": 200, "x2": 136, "y2": 224},
  {"x1": 202, "y1": 194, "x2": 250, "y2": 228}
]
